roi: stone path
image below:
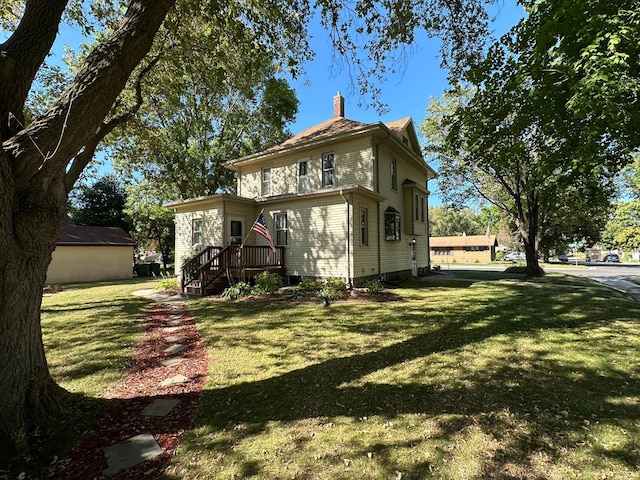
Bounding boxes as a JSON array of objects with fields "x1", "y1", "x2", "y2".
[{"x1": 48, "y1": 294, "x2": 208, "y2": 480}]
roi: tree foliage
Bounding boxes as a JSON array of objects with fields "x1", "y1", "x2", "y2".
[
  {"x1": 1, "y1": 0, "x2": 495, "y2": 453},
  {"x1": 67, "y1": 174, "x2": 131, "y2": 231},
  {"x1": 124, "y1": 180, "x2": 175, "y2": 269},
  {"x1": 421, "y1": 0, "x2": 633, "y2": 276}
]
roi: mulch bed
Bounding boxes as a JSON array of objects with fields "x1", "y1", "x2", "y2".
[{"x1": 46, "y1": 302, "x2": 208, "y2": 480}]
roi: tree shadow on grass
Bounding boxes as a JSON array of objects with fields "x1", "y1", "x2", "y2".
[{"x1": 168, "y1": 283, "x2": 640, "y2": 478}]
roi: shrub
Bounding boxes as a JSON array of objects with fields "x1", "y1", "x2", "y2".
[
  {"x1": 294, "y1": 280, "x2": 323, "y2": 298},
  {"x1": 363, "y1": 279, "x2": 384, "y2": 295},
  {"x1": 320, "y1": 277, "x2": 348, "y2": 300},
  {"x1": 504, "y1": 265, "x2": 528, "y2": 274},
  {"x1": 155, "y1": 277, "x2": 179, "y2": 292},
  {"x1": 432, "y1": 265, "x2": 441, "y2": 272},
  {"x1": 252, "y1": 271, "x2": 283, "y2": 296},
  {"x1": 222, "y1": 282, "x2": 252, "y2": 299}
]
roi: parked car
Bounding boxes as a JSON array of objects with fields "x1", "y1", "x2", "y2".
[
  {"x1": 557, "y1": 254, "x2": 569, "y2": 262},
  {"x1": 603, "y1": 254, "x2": 620, "y2": 263},
  {"x1": 504, "y1": 252, "x2": 526, "y2": 261}
]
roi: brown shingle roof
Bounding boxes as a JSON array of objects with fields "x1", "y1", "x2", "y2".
[
  {"x1": 385, "y1": 117, "x2": 411, "y2": 137},
  {"x1": 430, "y1": 235, "x2": 498, "y2": 247},
  {"x1": 57, "y1": 216, "x2": 136, "y2": 246}
]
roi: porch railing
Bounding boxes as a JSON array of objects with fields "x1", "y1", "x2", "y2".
[{"x1": 181, "y1": 245, "x2": 285, "y2": 294}]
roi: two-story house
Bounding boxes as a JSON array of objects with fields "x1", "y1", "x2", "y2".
[{"x1": 166, "y1": 93, "x2": 437, "y2": 296}]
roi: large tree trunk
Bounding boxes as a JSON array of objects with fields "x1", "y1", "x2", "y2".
[{"x1": 0, "y1": 0, "x2": 176, "y2": 452}]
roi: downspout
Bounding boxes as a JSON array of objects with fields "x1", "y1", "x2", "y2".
[
  {"x1": 374, "y1": 142, "x2": 381, "y2": 277},
  {"x1": 340, "y1": 190, "x2": 352, "y2": 286}
]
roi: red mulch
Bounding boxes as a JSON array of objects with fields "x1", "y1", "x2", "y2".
[{"x1": 47, "y1": 302, "x2": 208, "y2": 480}]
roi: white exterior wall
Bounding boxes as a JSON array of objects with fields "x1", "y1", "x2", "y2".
[
  {"x1": 46, "y1": 245, "x2": 134, "y2": 284},
  {"x1": 352, "y1": 195, "x2": 380, "y2": 279},
  {"x1": 236, "y1": 137, "x2": 375, "y2": 199},
  {"x1": 174, "y1": 207, "x2": 224, "y2": 272},
  {"x1": 263, "y1": 196, "x2": 349, "y2": 280},
  {"x1": 376, "y1": 144, "x2": 431, "y2": 275}
]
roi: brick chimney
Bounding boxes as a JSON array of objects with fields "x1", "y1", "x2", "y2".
[{"x1": 333, "y1": 91, "x2": 345, "y2": 118}]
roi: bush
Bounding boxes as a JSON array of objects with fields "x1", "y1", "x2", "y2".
[
  {"x1": 252, "y1": 271, "x2": 283, "y2": 296},
  {"x1": 504, "y1": 265, "x2": 528, "y2": 274},
  {"x1": 432, "y1": 265, "x2": 441, "y2": 272},
  {"x1": 294, "y1": 280, "x2": 323, "y2": 298},
  {"x1": 363, "y1": 279, "x2": 384, "y2": 295},
  {"x1": 320, "y1": 277, "x2": 348, "y2": 300},
  {"x1": 222, "y1": 282, "x2": 252, "y2": 299},
  {"x1": 155, "y1": 277, "x2": 179, "y2": 292}
]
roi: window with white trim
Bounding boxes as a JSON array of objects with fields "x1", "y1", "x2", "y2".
[
  {"x1": 262, "y1": 167, "x2": 271, "y2": 196},
  {"x1": 322, "y1": 153, "x2": 335, "y2": 187},
  {"x1": 275, "y1": 212, "x2": 288, "y2": 246},
  {"x1": 298, "y1": 160, "x2": 309, "y2": 193},
  {"x1": 391, "y1": 159, "x2": 397, "y2": 191},
  {"x1": 192, "y1": 218, "x2": 203, "y2": 246},
  {"x1": 384, "y1": 209, "x2": 401, "y2": 241},
  {"x1": 360, "y1": 208, "x2": 369, "y2": 246}
]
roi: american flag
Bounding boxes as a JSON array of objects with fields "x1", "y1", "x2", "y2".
[{"x1": 251, "y1": 212, "x2": 275, "y2": 252}]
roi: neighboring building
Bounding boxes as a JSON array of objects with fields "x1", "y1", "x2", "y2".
[
  {"x1": 46, "y1": 216, "x2": 136, "y2": 284},
  {"x1": 167, "y1": 93, "x2": 437, "y2": 295},
  {"x1": 429, "y1": 235, "x2": 498, "y2": 264}
]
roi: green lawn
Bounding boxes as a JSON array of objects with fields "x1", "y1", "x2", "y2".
[
  {"x1": 163, "y1": 278, "x2": 640, "y2": 480},
  {"x1": 1, "y1": 278, "x2": 159, "y2": 478},
  {"x1": 7, "y1": 276, "x2": 640, "y2": 479}
]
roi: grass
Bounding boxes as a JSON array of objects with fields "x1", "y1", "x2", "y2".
[
  {"x1": 6, "y1": 275, "x2": 640, "y2": 479},
  {"x1": 1, "y1": 278, "x2": 159, "y2": 478},
  {"x1": 163, "y1": 278, "x2": 640, "y2": 480}
]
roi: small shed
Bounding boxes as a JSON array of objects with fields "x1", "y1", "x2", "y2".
[
  {"x1": 46, "y1": 216, "x2": 136, "y2": 284},
  {"x1": 429, "y1": 234, "x2": 499, "y2": 264}
]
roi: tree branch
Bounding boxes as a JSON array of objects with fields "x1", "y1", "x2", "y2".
[
  {"x1": 65, "y1": 52, "x2": 163, "y2": 190},
  {"x1": 0, "y1": 0, "x2": 68, "y2": 139},
  {"x1": 6, "y1": 0, "x2": 175, "y2": 194}
]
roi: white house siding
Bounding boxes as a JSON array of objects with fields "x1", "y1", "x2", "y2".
[
  {"x1": 236, "y1": 137, "x2": 374, "y2": 199},
  {"x1": 376, "y1": 144, "x2": 431, "y2": 275},
  {"x1": 263, "y1": 196, "x2": 349, "y2": 280},
  {"x1": 352, "y1": 195, "x2": 380, "y2": 280},
  {"x1": 173, "y1": 206, "x2": 224, "y2": 273},
  {"x1": 333, "y1": 137, "x2": 374, "y2": 190},
  {"x1": 46, "y1": 245, "x2": 133, "y2": 284}
]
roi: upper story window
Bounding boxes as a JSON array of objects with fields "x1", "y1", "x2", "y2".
[
  {"x1": 391, "y1": 159, "x2": 397, "y2": 191},
  {"x1": 360, "y1": 208, "x2": 369, "y2": 246},
  {"x1": 421, "y1": 196, "x2": 425, "y2": 222},
  {"x1": 275, "y1": 212, "x2": 288, "y2": 246},
  {"x1": 384, "y1": 208, "x2": 401, "y2": 241},
  {"x1": 322, "y1": 153, "x2": 335, "y2": 187},
  {"x1": 262, "y1": 168, "x2": 271, "y2": 196},
  {"x1": 192, "y1": 218, "x2": 203, "y2": 246},
  {"x1": 298, "y1": 160, "x2": 309, "y2": 193},
  {"x1": 415, "y1": 194, "x2": 420, "y2": 221}
]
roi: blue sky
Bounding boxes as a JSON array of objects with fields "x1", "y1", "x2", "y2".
[
  {"x1": 8, "y1": 2, "x2": 525, "y2": 203},
  {"x1": 289, "y1": 1, "x2": 525, "y2": 132}
]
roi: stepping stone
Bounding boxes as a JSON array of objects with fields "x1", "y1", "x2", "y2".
[
  {"x1": 163, "y1": 343, "x2": 187, "y2": 354},
  {"x1": 159, "y1": 374, "x2": 189, "y2": 387},
  {"x1": 165, "y1": 334, "x2": 186, "y2": 343},
  {"x1": 162, "y1": 326, "x2": 182, "y2": 333},
  {"x1": 141, "y1": 398, "x2": 181, "y2": 417},
  {"x1": 102, "y1": 433, "x2": 162, "y2": 477},
  {"x1": 161, "y1": 356, "x2": 187, "y2": 367},
  {"x1": 168, "y1": 313, "x2": 184, "y2": 319},
  {"x1": 166, "y1": 319, "x2": 184, "y2": 327}
]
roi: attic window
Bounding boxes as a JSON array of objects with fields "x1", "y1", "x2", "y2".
[
  {"x1": 402, "y1": 136, "x2": 408, "y2": 145},
  {"x1": 384, "y1": 207, "x2": 401, "y2": 241}
]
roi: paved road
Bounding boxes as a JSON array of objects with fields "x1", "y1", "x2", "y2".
[
  {"x1": 440, "y1": 261, "x2": 640, "y2": 300},
  {"x1": 440, "y1": 261, "x2": 640, "y2": 279}
]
